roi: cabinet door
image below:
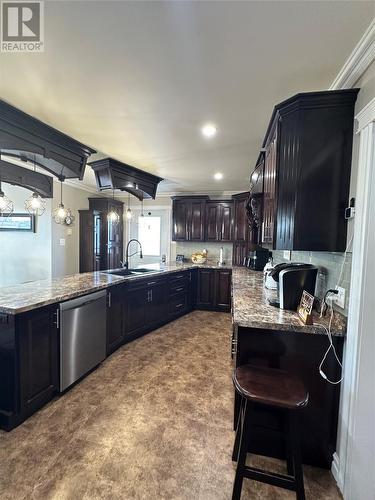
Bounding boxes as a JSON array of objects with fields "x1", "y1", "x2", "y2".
[
  {"x1": 234, "y1": 195, "x2": 249, "y2": 242},
  {"x1": 220, "y1": 203, "x2": 233, "y2": 241},
  {"x1": 189, "y1": 200, "x2": 205, "y2": 241},
  {"x1": 196, "y1": 269, "x2": 215, "y2": 309},
  {"x1": 147, "y1": 280, "x2": 168, "y2": 326},
  {"x1": 18, "y1": 306, "x2": 58, "y2": 416},
  {"x1": 172, "y1": 200, "x2": 189, "y2": 241},
  {"x1": 262, "y1": 124, "x2": 278, "y2": 245},
  {"x1": 107, "y1": 216, "x2": 123, "y2": 270},
  {"x1": 206, "y1": 203, "x2": 220, "y2": 241},
  {"x1": 125, "y1": 286, "x2": 147, "y2": 337},
  {"x1": 107, "y1": 285, "x2": 125, "y2": 355},
  {"x1": 233, "y1": 241, "x2": 248, "y2": 266},
  {"x1": 214, "y1": 270, "x2": 232, "y2": 311}
]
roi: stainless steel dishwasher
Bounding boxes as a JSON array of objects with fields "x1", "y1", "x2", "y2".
[{"x1": 59, "y1": 290, "x2": 107, "y2": 392}]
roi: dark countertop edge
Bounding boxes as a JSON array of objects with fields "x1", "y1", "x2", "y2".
[
  {"x1": 0, "y1": 263, "x2": 232, "y2": 315},
  {"x1": 232, "y1": 318, "x2": 346, "y2": 337}
]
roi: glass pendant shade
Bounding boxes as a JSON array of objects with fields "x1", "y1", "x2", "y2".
[
  {"x1": 0, "y1": 188, "x2": 14, "y2": 215},
  {"x1": 126, "y1": 208, "x2": 132, "y2": 220},
  {"x1": 53, "y1": 180, "x2": 74, "y2": 225},
  {"x1": 25, "y1": 192, "x2": 46, "y2": 216}
]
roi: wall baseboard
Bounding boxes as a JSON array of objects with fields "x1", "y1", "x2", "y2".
[
  {"x1": 331, "y1": 452, "x2": 344, "y2": 492},
  {"x1": 330, "y1": 19, "x2": 375, "y2": 90}
]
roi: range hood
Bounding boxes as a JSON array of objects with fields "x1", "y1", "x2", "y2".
[
  {"x1": 0, "y1": 100, "x2": 96, "y2": 180},
  {"x1": 89, "y1": 157, "x2": 163, "y2": 200}
]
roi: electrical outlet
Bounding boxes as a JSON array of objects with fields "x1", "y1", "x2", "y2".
[{"x1": 335, "y1": 286, "x2": 346, "y2": 309}]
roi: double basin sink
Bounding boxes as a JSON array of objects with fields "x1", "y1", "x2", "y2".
[{"x1": 103, "y1": 268, "x2": 160, "y2": 277}]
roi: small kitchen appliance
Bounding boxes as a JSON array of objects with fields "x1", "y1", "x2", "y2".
[
  {"x1": 267, "y1": 263, "x2": 318, "y2": 310},
  {"x1": 247, "y1": 248, "x2": 270, "y2": 271}
]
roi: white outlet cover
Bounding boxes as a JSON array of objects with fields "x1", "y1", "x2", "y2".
[
  {"x1": 335, "y1": 286, "x2": 346, "y2": 309},
  {"x1": 59, "y1": 238, "x2": 66, "y2": 246}
]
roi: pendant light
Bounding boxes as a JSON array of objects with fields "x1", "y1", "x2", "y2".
[
  {"x1": 0, "y1": 153, "x2": 14, "y2": 215},
  {"x1": 126, "y1": 193, "x2": 132, "y2": 220},
  {"x1": 25, "y1": 155, "x2": 46, "y2": 216},
  {"x1": 53, "y1": 178, "x2": 74, "y2": 225},
  {"x1": 140, "y1": 198, "x2": 144, "y2": 217},
  {"x1": 107, "y1": 190, "x2": 120, "y2": 224}
]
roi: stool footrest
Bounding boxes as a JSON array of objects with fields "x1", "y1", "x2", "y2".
[{"x1": 241, "y1": 465, "x2": 296, "y2": 492}]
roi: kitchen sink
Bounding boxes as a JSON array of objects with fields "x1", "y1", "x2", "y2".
[{"x1": 103, "y1": 268, "x2": 159, "y2": 277}]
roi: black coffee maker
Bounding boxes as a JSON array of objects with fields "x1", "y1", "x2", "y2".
[{"x1": 246, "y1": 249, "x2": 270, "y2": 271}]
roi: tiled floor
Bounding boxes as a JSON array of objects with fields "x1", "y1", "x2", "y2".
[{"x1": 0, "y1": 311, "x2": 342, "y2": 499}]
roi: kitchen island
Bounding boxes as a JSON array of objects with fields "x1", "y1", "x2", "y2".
[
  {"x1": 230, "y1": 267, "x2": 346, "y2": 469},
  {"x1": 0, "y1": 262, "x2": 232, "y2": 430}
]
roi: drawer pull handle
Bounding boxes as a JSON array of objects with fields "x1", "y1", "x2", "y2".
[
  {"x1": 176, "y1": 303, "x2": 184, "y2": 308},
  {"x1": 176, "y1": 275, "x2": 184, "y2": 279},
  {"x1": 176, "y1": 287, "x2": 184, "y2": 292},
  {"x1": 147, "y1": 281, "x2": 157, "y2": 286}
]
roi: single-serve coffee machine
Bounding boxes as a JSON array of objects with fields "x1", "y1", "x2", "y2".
[{"x1": 267, "y1": 263, "x2": 318, "y2": 311}]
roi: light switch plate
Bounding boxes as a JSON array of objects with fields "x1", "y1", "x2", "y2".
[
  {"x1": 59, "y1": 238, "x2": 66, "y2": 246},
  {"x1": 335, "y1": 286, "x2": 346, "y2": 309},
  {"x1": 283, "y1": 250, "x2": 292, "y2": 260}
]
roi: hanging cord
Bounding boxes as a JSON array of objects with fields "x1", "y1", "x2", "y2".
[{"x1": 316, "y1": 234, "x2": 354, "y2": 384}]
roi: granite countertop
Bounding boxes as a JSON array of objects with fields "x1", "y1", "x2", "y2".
[
  {"x1": 0, "y1": 261, "x2": 232, "y2": 315},
  {"x1": 231, "y1": 267, "x2": 346, "y2": 337}
]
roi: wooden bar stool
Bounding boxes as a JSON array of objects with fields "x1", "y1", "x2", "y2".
[{"x1": 231, "y1": 365, "x2": 309, "y2": 500}]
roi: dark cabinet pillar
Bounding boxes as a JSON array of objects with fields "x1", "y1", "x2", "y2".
[
  {"x1": 18, "y1": 305, "x2": 59, "y2": 417},
  {"x1": 215, "y1": 269, "x2": 232, "y2": 311}
]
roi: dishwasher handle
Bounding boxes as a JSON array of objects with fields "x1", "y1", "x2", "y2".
[{"x1": 59, "y1": 290, "x2": 107, "y2": 311}]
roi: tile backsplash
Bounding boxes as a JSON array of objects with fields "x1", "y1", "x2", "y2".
[
  {"x1": 175, "y1": 242, "x2": 233, "y2": 265},
  {"x1": 272, "y1": 250, "x2": 352, "y2": 316}
]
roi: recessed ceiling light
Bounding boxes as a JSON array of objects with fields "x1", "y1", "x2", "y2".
[
  {"x1": 214, "y1": 172, "x2": 223, "y2": 181},
  {"x1": 201, "y1": 123, "x2": 217, "y2": 138}
]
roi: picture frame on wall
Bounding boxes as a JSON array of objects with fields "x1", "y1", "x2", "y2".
[{"x1": 0, "y1": 214, "x2": 36, "y2": 232}]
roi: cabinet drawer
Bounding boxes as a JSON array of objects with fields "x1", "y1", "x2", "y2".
[
  {"x1": 168, "y1": 292, "x2": 187, "y2": 315},
  {"x1": 169, "y1": 281, "x2": 187, "y2": 296}
]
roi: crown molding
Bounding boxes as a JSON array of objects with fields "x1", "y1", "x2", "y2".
[{"x1": 330, "y1": 18, "x2": 375, "y2": 90}]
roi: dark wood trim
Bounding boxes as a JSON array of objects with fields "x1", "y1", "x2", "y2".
[{"x1": 0, "y1": 159, "x2": 53, "y2": 198}]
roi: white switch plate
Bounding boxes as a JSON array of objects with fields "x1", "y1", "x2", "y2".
[
  {"x1": 59, "y1": 238, "x2": 66, "y2": 246},
  {"x1": 335, "y1": 286, "x2": 346, "y2": 309},
  {"x1": 283, "y1": 250, "x2": 292, "y2": 260}
]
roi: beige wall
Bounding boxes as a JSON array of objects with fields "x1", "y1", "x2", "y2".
[
  {"x1": 51, "y1": 181, "x2": 91, "y2": 278},
  {"x1": 0, "y1": 184, "x2": 52, "y2": 286}
]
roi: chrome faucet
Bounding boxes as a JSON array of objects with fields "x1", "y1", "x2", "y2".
[{"x1": 123, "y1": 239, "x2": 143, "y2": 269}]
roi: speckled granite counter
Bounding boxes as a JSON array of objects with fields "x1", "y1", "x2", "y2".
[
  {"x1": 0, "y1": 262, "x2": 232, "y2": 315},
  {"x1": 231, "y1": 267, "x2": 346, "y2": 337}
]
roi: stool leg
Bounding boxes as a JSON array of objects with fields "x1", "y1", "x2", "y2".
[
  {"x1": 232, "y1": 396, "x2": 245, "y2": 462},
  {"x1": 232, "y1": 400, "x2": 251, "y2": 500},
  {"x1": 289, "y1": 412, "x2": 305, "y2": 500},
  {"x1": 284, "y1": 411, "x2": 294, "y2": 476}
]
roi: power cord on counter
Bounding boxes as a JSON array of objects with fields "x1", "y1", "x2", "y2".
[{"x1": 316, "y1": 234, "x2": 353, "y2": 385}]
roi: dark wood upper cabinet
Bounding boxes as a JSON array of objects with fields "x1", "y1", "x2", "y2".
[
  {"x1": 79, "y1": 197, "x2": 124, "y2": 272},
  {"x1": 257, "y1": 89, "x2": 359, "y2": 252},
  {"x1": 172, "y1": 197, "x2": 207, "y2": 241},
  {"x1": 172, "y1": 197, "x2": 233, "y2": 242}
]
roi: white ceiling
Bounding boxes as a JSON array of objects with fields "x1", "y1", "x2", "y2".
[{"x1": 0, "y1": 1, "x2": 374, "y2": 195}]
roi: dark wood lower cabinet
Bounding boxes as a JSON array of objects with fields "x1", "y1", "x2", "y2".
[
  {"x1": 196, "y1": 268, "x2": 232, "y2": 312},
  {"x1": 107, "y1": 284, "x2": 126, "y2": 355}
]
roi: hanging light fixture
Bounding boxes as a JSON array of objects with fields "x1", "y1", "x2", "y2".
[
  {"x1": 126, "y1": 193, "x2": 132, "y2": 220},
  {"x1": 53, "y1": 178, "x2": 74, "y2": 225},
  {"x1": 0, "y1": 153, "x2": 14, "y2": 216},
  {"x1": 140, "y1": 198, "x2": 144, "y2": 217},
  {"x1": 107, "y1": 190, "x2": 120, "y2": 224},
  {"x1": 25, "y1": 155, "x2": 46, "y2": 216}
]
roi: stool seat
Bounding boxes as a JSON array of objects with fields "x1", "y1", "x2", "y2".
[{"x1": 233, "y1": 365, "x2": 309, "y2": 410}]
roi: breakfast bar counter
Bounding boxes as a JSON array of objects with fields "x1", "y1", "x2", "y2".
[
  {"x1": 230, "y1": 267, "x2": 346, "y2": 470},
  {"x1": 231, "y1": 267, "x2": 346, "y2": 336}
]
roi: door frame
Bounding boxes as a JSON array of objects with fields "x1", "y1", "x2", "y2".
[{"x1": 332, "y1": 97, "x2": 375, "y2": 497}]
